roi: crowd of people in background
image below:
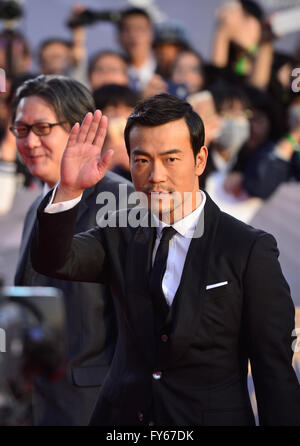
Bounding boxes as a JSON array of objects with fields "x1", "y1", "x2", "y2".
[{"x1": 0, "y1": 1, "x2": 300, "y2": 221}]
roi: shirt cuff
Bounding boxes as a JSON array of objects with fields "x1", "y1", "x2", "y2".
[{"x1": 44, "y1": 184, "x2": 83, "y2": 214}]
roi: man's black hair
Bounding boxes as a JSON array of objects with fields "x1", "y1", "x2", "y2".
[
  {"x1": 93, "y1": 84, "x2": 139, "y2": 111},
  {"x1": 210, "y1": 81, "x2": 250, "y2": 113},
  {"x1": 118, "y1": 7, "x2": 152, "y2": 30},
  {"x1": 153, "y1": 22, "x2": 190, "y2": 50},
  {"x1": 12, "y1": 74, "x2": 95, "y2": 130},
  {"x1": 240, "y1": 0, "x2": 264, "y2": 21},
  {"x1": 124, "y1": 93, "x2": 205, "y2": 159}
]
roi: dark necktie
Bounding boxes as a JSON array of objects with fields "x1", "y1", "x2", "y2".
[{"x1": 149, "y1": 226, "x2": 177, "y2": 328}]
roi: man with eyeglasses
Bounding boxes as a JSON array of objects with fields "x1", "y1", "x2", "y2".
[
  {"x1": 10, "y1": 121, "x2": 68, "y2": 138},
  {"x1": 11, "y1": 74, "x2": 134, "y2": 425}
]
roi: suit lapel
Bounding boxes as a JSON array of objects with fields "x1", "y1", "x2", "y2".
[
  {"x1": 15, "y1": 193, "x2": 43, "y2": 285},
  {"x1": 125, "y1": 211, "x2": 157, "y2": 367},
  {"x1": 161, "y1": 193, "x2": 222, "y2": 367}
]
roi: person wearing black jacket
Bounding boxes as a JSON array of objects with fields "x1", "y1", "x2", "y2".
[
  {"x1": 12, "y1": 74, "x2": 133, "y2": 425},
  {"x1": 31, "y1": 94, "x2": 300, "y2": 426}
]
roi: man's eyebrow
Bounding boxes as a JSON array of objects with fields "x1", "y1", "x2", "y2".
[
  {"x1": 131, "y1": 148, "x2": 183, "y2": 156},
  {"x1": 160, "y1": 149, "x2": 183, "y2": 156},
  {"x1": 131, "y1": 149, "x2": 150, "y2": 157}
]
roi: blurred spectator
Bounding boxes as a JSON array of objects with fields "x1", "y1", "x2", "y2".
[
  {"x1": 243, "y1": 93, "x2": 300, "y2": 199},
  {"x1": 172, "y1": 49, "x2": 205, "y2": 95},
  {"x1": 266, "y1": 52, "x2": 295, "y2": 135},
  {"x1": 117, "y1": 7, "x2": 155, "y2": 91},
  {"x1": 224, "y1": 86, "x2": 276, "y2": 196},
  {"x1": 38, "y1": 5, "x2": 88, "y2": 85},
  {"x1": 209, "y1": 0, "x2": 263, "y2": 87},
  {"x1": 187, "y1": 90, "x2": 221, "y2": 147},
  {"x1": 1, "y1": 73, "x2": 38, "y2": 187},
  {"x1": 153, "y1": 21, "x2": 190, "y2": 80},
  {"x1": 88, "y1": 50, "x2": 129, "y2": 91},
  {"x1": 0, "y1": 30, "x2": 31, "y2": 79},
  {"x1": 38, "y1": 38, "x2": 73, "y2": 75},
  {"x1": 0, "y1": 30, "x2": 32, "y2": 150},
  {"x1": 213, "y1": 0, "x2": 263, "y2": 72},
  {"x1": 200, "y1": 82, "x2": 263, "y2": 222},
  {"x1": 199, "y1": 82, "x2": 250, "y2": 185},
  {"x1": 142, "y1": 26, "x2": 193, "y2": 100},
  {"x1": 272, "y1": 52, "x2": 295, "y2": 94},
  {"x1": 0, "y1": 73, "x2": 38, "y2": 215},
  {"x1": 209, "y1": 0, "x2": 293, "y2": 139},
  {"x1": 93, "y1": 84, "x2": 139, "y2": 181},
  {"x1": 214, "y1": 83, "x2": 249, "y2": 153}
]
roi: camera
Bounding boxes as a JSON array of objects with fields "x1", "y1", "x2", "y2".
[
  {"x1": 0, "y1": 0, "x2": 23, "y2": 21},
  {"x1": 67, "y1": 8, "x2": 121, "y2": 29},
  {"x1": 0, "y1": 285, "x2": 66, "y2": 425}
]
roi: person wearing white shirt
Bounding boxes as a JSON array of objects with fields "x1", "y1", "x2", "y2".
[
  {"x1": 117, "y1": 7, "x2": 156, "y2": 91},
  {"x1": 32, "y1": 93, "x2": 300, "y2": 426}
]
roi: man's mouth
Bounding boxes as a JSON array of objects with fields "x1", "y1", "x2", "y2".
[
  {"x1": 144, "y1": 187, "x2": 173, "y2": 194},
  {"x1": 28, "y1": 152, "x2": 45, "y2": 161}
]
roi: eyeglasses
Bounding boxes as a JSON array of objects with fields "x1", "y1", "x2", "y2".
[{"x1": 10, "y1": 121, "x2": 67, "y2": 138}]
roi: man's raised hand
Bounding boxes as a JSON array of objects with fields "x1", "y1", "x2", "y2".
[{"x1": 55, "y1": 110, "x2": 112, "y2": 202}]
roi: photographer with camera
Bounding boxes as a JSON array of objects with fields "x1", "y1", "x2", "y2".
[{"x1": 117, "y1": 7, "x2": 156, "y2": 92}]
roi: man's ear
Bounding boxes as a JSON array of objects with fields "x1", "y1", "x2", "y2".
[{"x1": 195, "y1": 146, "x2": 208, "y2": 176}]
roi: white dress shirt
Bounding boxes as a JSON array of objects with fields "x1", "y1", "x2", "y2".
[
  {"x1": 152, "y1": 191, "x2": 206, "y2": 306},
  {"x1": 45, "y1": 188, "x2": 206, "y2": 306},
  {"x1": 44, "y1": 184, "x2": 83, "y2": 213}
]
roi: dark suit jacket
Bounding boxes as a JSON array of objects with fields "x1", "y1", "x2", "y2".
[
  {"x1": 31, "y1": 190, "x2": 300, "y2": 426},
  {"x1": 15, "y1": 171, "x2": 133, "y2": 426}
]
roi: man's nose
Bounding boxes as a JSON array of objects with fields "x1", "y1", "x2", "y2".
[
  {"x1": 25, "y1": 130, "x2": 41, "y2": 149},
  {"x1": 149, "y1": 160, "x2": 166, "y2": 183}
]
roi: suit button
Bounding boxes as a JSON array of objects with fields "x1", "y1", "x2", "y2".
[
  {"x1": 137, "y1": 411, "x2": 143, "y2": 422},
  {"x1": 152, "y1": 371, "x2": 162, "y2": 380},
  {"x1": 161, "y1": 334, "x2": 168, "y2": 342}
]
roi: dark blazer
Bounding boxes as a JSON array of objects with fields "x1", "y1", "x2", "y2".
[
  {"x1": 15, "y1": 171, "x2": 133, "y2": 426},
  {"x1": 31, "y1": 190, "x2": 300, "y2": 426}
]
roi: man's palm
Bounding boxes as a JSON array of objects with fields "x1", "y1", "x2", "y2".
[{"x1": 60, "y1": 110, "x2": 112, "y2": 193}]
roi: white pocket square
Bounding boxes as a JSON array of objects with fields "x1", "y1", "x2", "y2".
[{"x1": 206, "y1": 281, "x2": 228, "y2": 290}]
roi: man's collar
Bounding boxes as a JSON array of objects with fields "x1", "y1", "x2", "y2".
[{"x1": 153, "y1": 190, "x2": 206, "y2": 238}]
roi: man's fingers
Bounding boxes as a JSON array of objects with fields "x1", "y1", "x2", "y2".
[
  {"x1": 98, "y1": 149, "x2": 114, "y2": 175},
  {"x1": 94, "y1": 114, "x2": 108, "y2": 149},
  {"x1": 76, "y1": 112, "x2": 93, "y2": 144},
  {"x1": 85, "y1": 110, "x2": 103, "y2": 144},
  {"x1": 67, "y1": 122, "x2": 80, "y2": 148}
]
